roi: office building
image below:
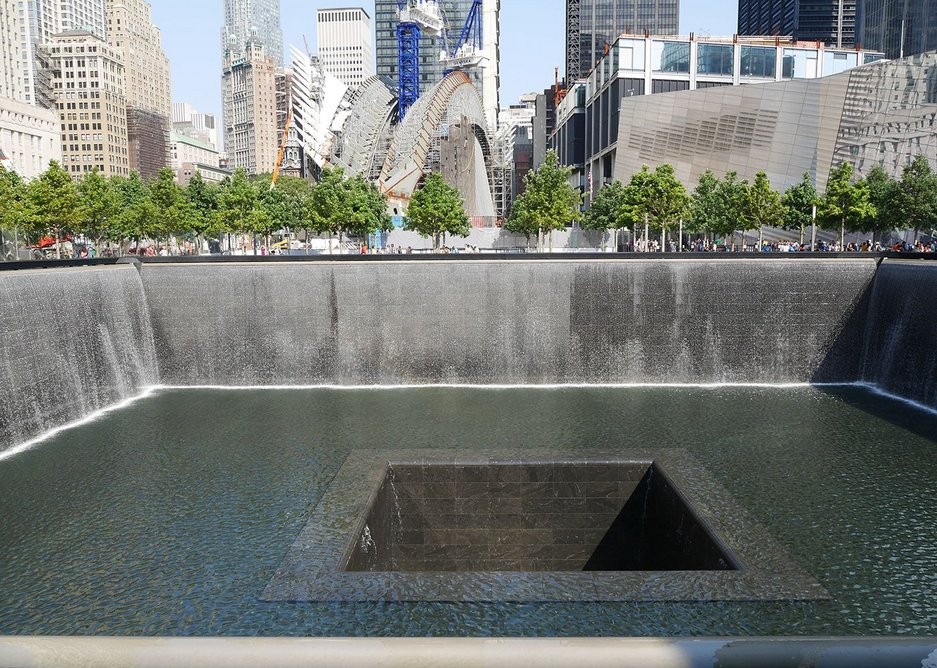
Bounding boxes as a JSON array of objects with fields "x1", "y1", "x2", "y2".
[
  {"x1": 0, "y1": 0, "x2": 25, "y2": 100},
  {"x1": 222, "y1": 38, "x2": 278, "y2": 174},
  {"x1": 17, "y1": 0, "x2": 108, "y2": 107},
  {"x1": 222, "y1": 0, "x2": 283, "y2": 66},
  {"x1": 170, "y1": 130, "x2": 220, "y2": 171},
  {"x1": 173, "y1": 103, "x2": 220, "y2": 151},
  {"x1": 374, "y1": 0, "x2": 500, "y2": 129},
  {"x1": 551, "y1": 34, "x2": 884, "y2": 198},
  {"x1": 566, "y1": 0, "x2": 678, "y2": 80},
  {"x1": 492, "y1": 93, "x2": 536, "y2": 216},
  {"x1": 856, "y1": 0, "x2": 937, "y2": 59},
  {"x1": 611, "y1": 50, "x2": 937, "y2": 195},
  {"x1": 107, "y1": 0, "x2": 171, "y2": 179},
  {"x1": 40, "y1": 30, "x2": 128, "y2": 179},
  {"x1": 738, "y1": 0, "x2": 856, "y2": 47},
  {"x1": 316, "y1": 7, "x2": 374, "y2": 87}
]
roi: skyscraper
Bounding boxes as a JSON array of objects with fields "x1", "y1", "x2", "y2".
[
  {"x1": 565, "y1": 0, "x2": 679, "y2": 81},
  {"x1": 222, "y1": 0, "x2": 284, "y2": 67},
  {"x1": 222, "y1": 38, "x2": 278, "y2": 174},
  {"x1": 856, "y1": 0, "x2": 937, "y2": 59},
  {"x1": 738, "y1": 0, "x2": 856, "y2": 48},
  {"x1": 40, "y1": 30, "x2": 129, "y2": 179},
  {"x1": 374, "y1": 0, "x2": 500, "y2": 129},
  {"x1": 107, "y1": 0, "x2": 172, "y2": 179},
  {"x1": 17, "y1": 0, "x2": 108, "y2": 107},
  {"x1": 316, "y1": 7, "x2": 374, "y2": 87}
]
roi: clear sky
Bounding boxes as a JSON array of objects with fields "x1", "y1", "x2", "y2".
[{"x1": 151, "y1": 0, "x2": 737, "y2": 121}]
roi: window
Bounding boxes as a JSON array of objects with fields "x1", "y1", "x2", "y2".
[
  {"x1": 697, "y1": 43, "x2": 733, "y2": 75},
  {"x1": 740, "y1": 46, "x2": 775, "y2": 78},
  {"x1": 652, "y1": 41, "x2": 689, "y2": 73},
  {"x1": 782, "y1": 49, "x2": 817, "y2": 78}
]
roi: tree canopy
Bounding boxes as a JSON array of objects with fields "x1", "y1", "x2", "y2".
[
  {"x1": 404, "y1": 172, "x2": 470, "y2": 250},
  {"x1": 505, "y1": 150, "x2": 581, "y2": 248}
]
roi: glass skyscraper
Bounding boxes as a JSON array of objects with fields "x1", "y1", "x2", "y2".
[
  {"x1": 565, "y1": 0, "x2": 679, "y2": 81},
  {"x1": 738, "y1": 0, "x2": 856, "y2": 48},
  {"x1": 222, "y1": 0, "x2": 283, "y2": 66},
  {"x1": 856, "y1": 0, "x2": 937, "y2": 59}
]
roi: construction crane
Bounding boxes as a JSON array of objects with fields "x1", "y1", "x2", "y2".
[
  {"x1": 396, "y1": 0, "x2": 443, "y2": 121},
  {"x1": 440, "y1": 0, "x2": 486, "y2": 75}
]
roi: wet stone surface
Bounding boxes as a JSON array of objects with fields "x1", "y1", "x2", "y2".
[{"x1": 263, "y1": 449, "x2": 826, "y2": 602}]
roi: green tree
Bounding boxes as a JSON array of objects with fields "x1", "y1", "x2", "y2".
[
  {"x1": 818, "y1": 162, "x2": 875, "y2": 248},
  {"x1": 76, "y1": 169, "x2": 121, "y2": 251},
  {"x1": 505, "y1": 150, "x2": 581, "y2": 251},
  {"x1": 0, "y1": 165, "x2": 27, "y2": 259},
  {"x1": 215, "y1": 168, "x2": 259, "y2": 250},
  {"x1": 405, "y1": 172, "x2": 470, "y2": 250},
  {"x1": 343, "y1": 175, "x2": 392, "y2": 240},
  {"x1": 582, "y1": 180, "x2": 625, "y2": 249},
  {"x1": 861, "y1": 165, "x2": 897, "y2": 242},
  {"x1": 743, "y1": 171, "x2": 785, "y2": 248},
  {"x1": 185, "y1": 172, "x2": 221, "y2": 246},
  {"x1": 688, "y1": 169, "x2": 720, "y2": 238},
  {"x1": 24, "y1": 160, "x2": 81, "y2": 258},
  {"x1": 891, "y1": 154, "x2": 937, "y2": 243},
  {"x1": 781, "y1": 172, "x2": 818, "y2": 244},
  {"x1": 617, "y1": 164, "x2": 688, "y2": 249},
  {"x1": 112, "y1": 172, "x2": 158, "y2": 251},
  {"x1": 149, "y1": 167, "x2": 193, "y2": 250},
  {"x1": 307, "y1": 168, "x2": 345, "y2": 251},
  {"x1": 686, "y1": 170, "x2": 747, "y2": 246}
]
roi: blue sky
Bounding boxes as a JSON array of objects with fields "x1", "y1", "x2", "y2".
[{"x1": 151, "y1": 0, "x2": 736, "y2": 121}]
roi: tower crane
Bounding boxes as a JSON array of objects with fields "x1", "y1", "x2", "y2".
[
  {"x1": 396, "y1": 0, "x2": 443, "y2": 120},
  {"x1": 440, "y1": 0, "x2": 486, "y2": 74}
]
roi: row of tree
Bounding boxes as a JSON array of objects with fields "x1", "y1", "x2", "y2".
[
  {"x1": 0, "y1": 161, "x2": 392, "y2": 255},
  {"x1": 581, "y1": 155, "x2": 937, "y2": 247}
]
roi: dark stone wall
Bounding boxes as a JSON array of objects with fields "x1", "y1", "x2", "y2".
[
  {"x1": 140, "y1": 259, "x2": 878, "y2": 385},
  {"x1": 0, "y1": 266, "x2": 158, "y2": 452},
  {"x1": 861, "y1": 259, "x2": 937, "y2": 409}
]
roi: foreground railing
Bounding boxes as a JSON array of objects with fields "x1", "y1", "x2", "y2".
[{"x1": 0, "y1": 636, "x2": 935, "y2": 667}]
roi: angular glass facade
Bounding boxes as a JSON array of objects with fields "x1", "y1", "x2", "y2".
[
  {"x1": 738, "y1": 0, "x2": 855, "y2": 48},
  {"x1": 612, "y1": 51, "x2": 937, "y2": 194},
  {"x1": 856, "y1": 0, "x2": 937, "y2": 60}
]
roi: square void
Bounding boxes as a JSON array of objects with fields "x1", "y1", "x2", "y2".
[
  {"x1": 344, "y1": 463, "x2": 738, "y2": 573},
  {"x1": 262, "y1": 448, "x2": 828, "y2": 602}
]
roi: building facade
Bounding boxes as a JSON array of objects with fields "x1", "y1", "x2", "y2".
[
  {"x1": 222, "y1": 0, "x2": 283, "y2": 67},
  {"x1": 170, "y1": 130, "x2": 220, "y2": 171},
  {"x1": 374, "y1": 0, "x2": 500, "y2": 129},
  {"x1": 0, "y1": 0, "x2": 26, "y2": 101},
  {"x1": 173, "y1": 103, "x2": 220, "y2": 151},
  {"x1": 552, "y1": 34, "x2": 884, "y2": 199},
  {"x1": 566, "y1": 0, "x2": 678, "y2": 80},
  {"x1": 18, "y1": 0, "x2": 107, "y2": 107},
  {"x1": 0, "y1": 96, "x2": 62, "y2": 179},
  {"x1": 222, "y1": 39, "x2": 278, "y2": 174},
  {"x1": 492, "y1": 92, "x2": 536, "y2": 216},
  {"x1": 316, "y1": 7, "x2": 374, "y2": 87},
  {"x1": 738, "y1": 0, "x2": 856, "y2": 48},
  {"x1": 856, "y1": 0, "x2": 937, "y2": 59},
  {"x1": 610, "y1": 50, "x2": 937, "y2": 199},
  {"x1": 40, "y1": 30, "x2": 128, "y2": 179},
  {"x1": 107, "y1": 0, "x2": 170, "y2": 179},
  {"x1": 176, "y1": 161, "x2": 231, "y2": 185}
]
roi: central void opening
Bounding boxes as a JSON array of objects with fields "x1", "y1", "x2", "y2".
[{"x1": 344, "y1": 462, "x2": 739, "y2": 572}]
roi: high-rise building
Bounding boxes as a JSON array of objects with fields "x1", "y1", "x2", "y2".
[
  {"x1": 0, "y1": 0, "x2": 25, "y2": 101},
  {"x1": 0, "y1": 1, "x2": 62, "y2": 179},
  {"x1": 316, "y1": 7, "x2": 374, "y2": 87},
  {"x1": 856, "y1": 0, "x2": 937, "y2": 59},
  {"x1": 222, "y1": 38, "x2": 278, "y2": 174},
  {"x1": 40, "y1": 30, "x2": 129, "y2": 179},
  {"x1": 106, "y1": 0, "x2": 171, "y2": 179},
  {"x1": 374, "y1": 0, "x2": 500, "y2": 129},
  {"x1": 222, "y1": 0, "x2": 283, "y2": 67},
  {"x1": 565, "y1": 0, "x2": 679, "y2": 80},
  {"x1": 738, "y1": 0, "x2": 856, "y2": 48},
  {"x1": 173, "y1": 103, "x2": 220, "y2": 151},
  {"x1": 18, "y1": 0, "x2": 108, "y2": 107}
]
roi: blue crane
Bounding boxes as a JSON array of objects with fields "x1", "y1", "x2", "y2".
[
  {"x1": 440, "y1": 0, "x2": 486, "y2": 75},
  {"x1": 396, "y1": 0, "x2": 443, "y2": 121}
]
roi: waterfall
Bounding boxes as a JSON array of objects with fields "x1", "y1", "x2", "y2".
[
  {"x1": 861, "y1": 260, "x2": 937, "y2": 411},
  {"x1": 0, "y1": 265, "x2": 158, "y2": 454}
]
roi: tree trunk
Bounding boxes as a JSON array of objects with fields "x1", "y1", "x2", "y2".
[
  {"x1": 338, "y1": 230, "x2": 344, "y2": 254},
  {"x1": 549, "y1": 229, "x2": 554, "y2": 253},
  {"x1": 678, "y1": 220, "x2": 683, "y2": 252},
  {"x1": 800, "y1": 224, "x2": 805, "y2": 245},
  {"x1": 758, "y1": 226, "x2": 764, "y2": 249},
  {"x1": 840, "y1": 219, "x2": 845, "y2": 250},
  {"x1": 661, "y1": 226, "x2": 666, "y2": 253},
  {"x1": 55, "y1": 228, "x2": 61, "y2": 259}
]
